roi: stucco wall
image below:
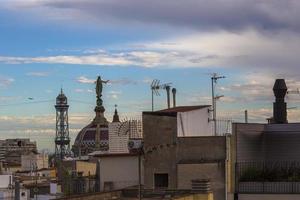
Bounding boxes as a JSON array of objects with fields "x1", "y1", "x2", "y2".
[
  {"x1": 177, "y1": 163, "x2": 224, "y2": 200},
  {"x1": 76, "y1": 161, "x2": 96, "y2": 176},
  {"x1": 177, "y1": 107, "x2": 213, "y2": 137},
  {"x1": 99, "y1": 156, "x2": 142, "y2": 191},
  {"x1": 143, "y1": 113, "x2": 178, "y2": 189}
]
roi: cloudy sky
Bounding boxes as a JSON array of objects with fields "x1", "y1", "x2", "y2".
[{"x1": 1, "y1": 0, "x2": 300, "y2": 151}]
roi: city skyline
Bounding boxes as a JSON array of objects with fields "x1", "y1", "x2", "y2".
[{"x1": 1, "y1": 0, "x2": 300, "y2": 150}]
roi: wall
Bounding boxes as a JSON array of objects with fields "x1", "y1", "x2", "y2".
[
  {"x1": 21, "y1": 153, "x2": 48, "y2": 171},
  {"x1": 177, "y1": 108, "x2": 213, "y2": 137},
  {"x1": 55, "y1": 190, "x2": 121, "y2": 200},
  {"x1": 99, "y1": 156, "x2": 142, "y2": 191},
  {"x1": 174, "y1": 193, "x2": 214, "y2": 200},
  {"x1": 264, "y1": 124, "x2": 300, "y2": 161},
  {"x1": 143, "y1": 112, "x2": 227, "y2": 200},
  {"x1": 177, "y1": 137, "x2": 226, "y2": 200},
  {"x1": 76, "y1": 161, "x2": 96, "y2": 176},
  {"x1": 177, "y1": 163, "x2": 223, "y2": 200},
  {"x1": 234, "y1": 123, "x2": 265, "y2": 162},
  {"x1": 0, "y1": 175, "x2": 12, "y2": 188},
  {"x1": 143, "y1": 113, "x2": 178, "y2": 189}
]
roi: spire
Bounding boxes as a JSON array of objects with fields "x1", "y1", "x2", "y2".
[{"x1": 113, "y1": 104, "x2": 120, "y2": 123}]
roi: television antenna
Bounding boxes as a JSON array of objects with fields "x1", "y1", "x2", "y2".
[
  {"x1": 210, "y1": 73, "x2": 226, "y2": 136},
  {"x1": 151, "y1": 79, "x2": 172, "y2": 111}
]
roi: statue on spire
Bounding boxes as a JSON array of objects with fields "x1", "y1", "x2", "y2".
[{"x1": 95, "y1": 76, "x2": 109, "y2": 106}]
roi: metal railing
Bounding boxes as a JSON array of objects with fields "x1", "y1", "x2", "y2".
[{"x1": 236, "y1": 161, "x2": 300, "y2": 193}]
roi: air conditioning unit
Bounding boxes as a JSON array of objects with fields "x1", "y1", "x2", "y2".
[{"x1": 128, "y1": 139, "x2": 143, "y2": 152}]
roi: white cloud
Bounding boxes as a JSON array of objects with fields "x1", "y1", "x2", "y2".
[
  {"x1": 74, "y1": 88, "x2": 93, "y2": 93},
  {"x1": 26, "y1": 71, "x2": 49, "y2": 77},
  {"x1": 76, "y1": 76, "x2": 95, "y2": 84},
  {"x1": 107, "y1": 90, "x2": 122, "y2": 100}
]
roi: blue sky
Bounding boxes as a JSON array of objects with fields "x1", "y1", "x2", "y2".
[{"x1": 1, "y1": 0, "x2": 300, "y2": 151}]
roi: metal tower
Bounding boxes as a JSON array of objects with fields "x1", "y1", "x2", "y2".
[{"x1": 55, "y1": 89, "x2": 71, "y2": 160}]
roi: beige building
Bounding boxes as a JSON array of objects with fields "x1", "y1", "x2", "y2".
[{"x1": 21, "y1": 152, "x2": 48, "y2": 171}]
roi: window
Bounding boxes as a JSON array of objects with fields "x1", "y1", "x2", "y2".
[{"x1": 154, "y1": 173, "x2": 168, "y2": 188}]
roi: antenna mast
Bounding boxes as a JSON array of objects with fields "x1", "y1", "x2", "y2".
[
  {"x1": 151, "y1": 79, "x2": 172, "y2": 111},
  {"x1": 211, "y1": 73, "x2": 226, "y2": 136}
]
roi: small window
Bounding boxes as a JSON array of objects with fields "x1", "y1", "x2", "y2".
[{"x1": 154, "y1": 173, "x2": 168, "y2": 188}]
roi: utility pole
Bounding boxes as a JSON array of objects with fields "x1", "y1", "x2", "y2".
[{"x1": 211, "y1": 73, "x2": 226, "y2": 136}]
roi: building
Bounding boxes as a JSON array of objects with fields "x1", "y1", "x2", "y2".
[
  {"x1": 0, "y1": 139, "x2": 36, "y2": 162},
  {"x1": 143, "y1": 105, "x2": 229, "y2": 200},
  {"x1": 0, "y1": 175, "x2": 29, "y2": 200},
  {"x1": 21, "y1": 152, "x2": 48, "y2": 171},
  {"x1": 230, "y1": 79, "x2": 300, "y2": 200},
  {"x1": 0, "y1": 139, "x2": 37, "y2": 173}
]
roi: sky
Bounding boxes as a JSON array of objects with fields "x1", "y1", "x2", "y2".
[{"x1": 1, "y1": 0, "x2": 300, "y2": 151}]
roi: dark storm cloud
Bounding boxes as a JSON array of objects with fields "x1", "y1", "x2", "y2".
[{"x1": 44, "y1": 0, "x2": 300, "y2": 32}]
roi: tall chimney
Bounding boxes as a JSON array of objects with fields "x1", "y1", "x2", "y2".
[
  {"x1": 245, "y1": 110, "x2": 248, "y2": 123},
  {"x1": 166, "y1": 86, "x2": 171, "y2": 109},
  {"x1": 172, "y1": 88, "x2": 176, "y2": 107},
  {"x1": 273, "y1": 79, "x2": 288, "y2": 124}
]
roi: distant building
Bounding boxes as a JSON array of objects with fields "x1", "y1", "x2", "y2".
[
  {"x1": 0, "y1": 139, "x2": 37, "y2": 162},
  {"x1": 143, "y1": 105, "x2": 229, "y2": 200},
  {"x1": 0, "y1": 139, "x2": 37, "y2": 172},
  {"x1": 21, "y1": 152, "x2": 48, "y2": 171},
  {"x1": 0, "y1": 174, "x2": 29, "y2": 200}
]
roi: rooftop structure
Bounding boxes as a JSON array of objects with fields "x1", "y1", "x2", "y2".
[
  {"x1": 231, "y1": 79, "x2": 300, "y2": 199},
  {"x1": 143, "y1": 105, "x2": 229, "y2": 200}
]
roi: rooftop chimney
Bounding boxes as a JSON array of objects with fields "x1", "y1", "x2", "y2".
[
  {"x1": 166, "y1": 86, "x2": 171, "y2": 109},
  {"x1": 172, "y1": 88, "x2": 176, "y2": 107},
  {"x1": 273, "y1": 79, "x2": 288, "y2": 124}
]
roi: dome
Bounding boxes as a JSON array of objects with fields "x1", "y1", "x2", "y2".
[
  {"x1": 72, "y1": 76, "x2": 110, "y2": 157},
  {"x1": 72, "y1": 122, "x2": 109, "y2": 156}
]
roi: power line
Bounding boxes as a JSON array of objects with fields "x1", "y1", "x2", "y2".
[{"x1": 0, "y1": 99, "x2": 54, "y2": 107}]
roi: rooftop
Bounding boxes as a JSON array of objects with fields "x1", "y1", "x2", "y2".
[{"x1": 157, "y1": 105, "x2": 211, "y2": 113}]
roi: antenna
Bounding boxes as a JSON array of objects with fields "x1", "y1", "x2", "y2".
[
  {"x1": 151, "y1": 79, "x2": 172, "y2": 111},
  {"x1": 210, "y1": 73, "x2": 226, "y2": 136}
]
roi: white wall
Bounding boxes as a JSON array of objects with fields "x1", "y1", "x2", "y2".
[
  {"x1": 177, "y1": 108, "x2": 213, "y2": 137},
  {"x1": 99, "y1": 156, "x2": 143, "y2": 191},
  {"x1": 0, "y1": 175, "x2": 12, "y2": 188}
]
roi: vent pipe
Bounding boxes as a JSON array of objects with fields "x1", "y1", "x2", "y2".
[
  {"x1": 245, "y1": 110, "x2": 248, "y2": 123},
  {"x1": 172, "y1": 88, "x2": 176, "y2": 107},
  {"x1": 273, "y1": 79, "x2": 288, "y2": 124},
  {"x1": 166, "y1": 86, "x2": 171, "y2": 109}
]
